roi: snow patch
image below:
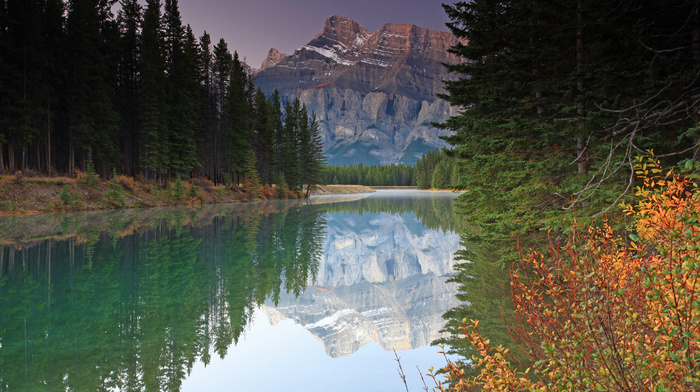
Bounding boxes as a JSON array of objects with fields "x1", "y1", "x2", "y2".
[
  {"x1": 301, "y1": 45, "x2": 355, "y2": 66},
  {"x1": 305, "y1": 309, "x2": 357, "y2": 330}
]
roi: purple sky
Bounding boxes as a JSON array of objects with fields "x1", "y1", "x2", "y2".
[{"x1": 173, "y1": 0, "x2": 452, "y2": 69}]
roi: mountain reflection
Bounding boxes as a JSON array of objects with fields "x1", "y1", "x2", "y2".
[{"x1": 0, "y1": 191, "x2": 460, "y2": 391}]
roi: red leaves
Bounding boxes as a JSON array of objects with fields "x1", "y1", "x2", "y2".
[{"x1": 445, "y1": 161, "x2": 700, "y2": 390}]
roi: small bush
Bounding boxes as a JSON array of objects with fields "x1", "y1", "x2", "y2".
[
  {"x1": 11, "y1": 171, "x2": 24, "y2": 186},
  {"x1": 72, "y1": 192, "x2": 86, "y2": 210},
  {"x1": 2, "y1": 201, "x2": 18, "y2": 212},
  {"x1": 59, "y1": 185, "x2": 72, "y2": 206},
  {"x1": 107, "y1": 170, "x2": 125, "y2": 207},
  {"x1": 172, "y1": 177, "x2": 185, "y2": 203},
  {"x1": 187, "y1": 183, "x2": 200, "y2": 200},
  {"x1": 261, "y1": 184, "x2": 276, "y2": 200},
  {"x1": 117, "y1": 174, "x2": 137, "y2": 191}
]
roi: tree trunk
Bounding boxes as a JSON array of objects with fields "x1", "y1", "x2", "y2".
[
  {"x1": 0, "y1": 142, "x2": 5, "y2": 175},
  {"x1": 36, "y1": 139, "x2": 41, "y2": 173},
  {"x1": 47, "y1": 104, "x2": 52, "y2": 176},
  {"x1": 693, "y1": 5, "x2": 700, "y2": 64},
  {"x1": 8, "y1": 141, "x2": 15, "y2": 174},
  {"x1": 576, "y1": 1, "x2": 587, "y2": 175},
  {"x1": 69, "y1": 136, "x2": 74, "y2": 176}
]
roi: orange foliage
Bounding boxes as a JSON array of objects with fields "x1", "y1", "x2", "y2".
[{"x1": 443, "y1": 160, "x2": 700, "y2": 391}]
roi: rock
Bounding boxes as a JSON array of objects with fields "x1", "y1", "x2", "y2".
[
  {"x1": 254, "y1": 16, "x2": 462, "y2": 165},
  {"x1": 259, "y1": 48, "x2": 287, "y2": 71}
]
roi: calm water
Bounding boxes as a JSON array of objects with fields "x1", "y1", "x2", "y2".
[{"x1": 0, "y1": 190, "x2": 461, "y2": 391}]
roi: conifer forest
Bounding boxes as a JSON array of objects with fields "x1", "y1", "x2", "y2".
[{"x1": 0, "y1": 0, "x2": 325, "y2": 191}]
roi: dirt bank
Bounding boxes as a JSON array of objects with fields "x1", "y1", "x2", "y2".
[
  {"x1": 0, "y1": 173, "x2": 376, "y2": 215},
  {"x1": 310, "y1": 185, "x2": 375, "y2": 195}
]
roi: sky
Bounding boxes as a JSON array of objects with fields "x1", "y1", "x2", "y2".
[{"x1": 171, "y1": 0, "x2": 452, "y2": 69}]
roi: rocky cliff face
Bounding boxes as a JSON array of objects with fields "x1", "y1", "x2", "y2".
[
  {"x1": 259, "y1": 48, "x2": 287, "y2": 71},
  {"x1": 254, "y1": 16, "x2": 461, "y2": 165},
  {"x1": 262, "y1": 211, "x2": 462, "y2": 358}
]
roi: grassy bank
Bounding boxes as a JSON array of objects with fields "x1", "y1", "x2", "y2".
[{"x1": 0, "y1": 172, "x2": 374, "y2": 215}]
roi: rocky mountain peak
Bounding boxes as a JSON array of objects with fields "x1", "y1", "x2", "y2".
[
  {"x1": 301, "y1": 15, "x2": 372, "y2": 68},
  {"x1": 259, "y1": 48, "x2": 287, "y2": 71},
  {"x1": 316, "y1": 15, "x2": 370, "y2": 45},
  {"x1": 253, "y1": 16, "x2": 462, "y2": 165}
]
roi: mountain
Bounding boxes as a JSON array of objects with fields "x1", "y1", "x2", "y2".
[
  {"x1": 254, "y1": 16, "x2": 461, "y2": 165},
  {"x1": 262, "y1": 210, "x2": 462, "y2": 358}
]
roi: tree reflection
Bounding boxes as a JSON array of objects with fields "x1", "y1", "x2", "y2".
[{"x1": 0, "y1": 203, "x2": 325, "y2": 391}]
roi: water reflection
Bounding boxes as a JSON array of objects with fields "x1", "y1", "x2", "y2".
[{"x1": 0, "y1": 191, "x2": 461, "y2": 391}]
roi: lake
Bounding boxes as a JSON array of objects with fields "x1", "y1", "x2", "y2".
[{"x1": 0, "y1": 190, "x2": 462, "y2": 391}]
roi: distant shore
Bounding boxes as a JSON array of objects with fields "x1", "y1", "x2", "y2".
[{"x1": 0, "y1": 173, "x2": 375, "y2": 215}]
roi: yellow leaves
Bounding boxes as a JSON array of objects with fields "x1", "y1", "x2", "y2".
[{"x1": 442, "y1": 158, "x2": 700, "y2": 391}]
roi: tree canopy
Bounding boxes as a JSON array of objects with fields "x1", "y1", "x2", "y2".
[{"x1": 0, "y1": 0, "x2": 325, "y2": 194}]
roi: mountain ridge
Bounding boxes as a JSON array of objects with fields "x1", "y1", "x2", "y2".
[{"x1": 254, "y1": 16, "x2": 461, "y2": 165}]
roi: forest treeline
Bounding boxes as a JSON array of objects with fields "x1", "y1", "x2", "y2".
[
  {"x1": 0, "y1": 0, "x2": 324, "y2": 191},
  {"x1": 324, "y1": 150, "x2": 461, "y2": 189}
]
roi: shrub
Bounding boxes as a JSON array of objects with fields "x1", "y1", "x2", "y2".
[
  {"x1": 107, "y1": 169, "x2": 125, "y2": 207},
  {"x1": 59, "y1": 185, "x2": 72, "y2": 207},
  {"x1": 187, "y1": 183, "x2": 200, "y2": 200},
  {"x1": 444, "y1": 159, "x2": 700, "y2": 391},
  {"x1": 172, "y1": 176, "x2": 185, "y2": 203},
  {"x1": 83, "y1": 149, "x2": 100, "y2": 187},
  {"x1": 11, "y1": 171, "x2": 24, "y2": 186},
  {"x1": 117, "y1": 174, "x2": 137, "y2": 191}
]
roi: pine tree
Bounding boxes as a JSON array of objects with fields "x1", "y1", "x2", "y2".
[
  {"x1": 441, "y1": 0, "x2": 700, "y2": 241},
  {"x1": 300, "y1": 112, "x2": 325, "y2": 197},
  {"x1": 268, "y1": 89, "x2": 284, "y2": 177},
  {"x1": 281, "y1": 99, "x2": 301, "y2": 190},
  {"x1": 242, "y1": 149, "x2": 262, "y2": 200},
  {"x1": 116, "y1": 0, "x2": 142, "y2": 176},
  {"x1": 163, "y1": 0, "x2": 198, "y2": 176},
  {"x1": 211, "y1": 38, "x2": 231, "y2": 184},
  {"x1": 253, "y1": 88, "x2": 274, "y2": 184},
  {"x1": 65, "y1": 0, "x2": 119, "y2": 175},
  {"x1": 140, "y1": 0, "x2": 168, "y2": 182},
  {"x1": 225, "y1": 51, "x2": 251, "y2": 184}
]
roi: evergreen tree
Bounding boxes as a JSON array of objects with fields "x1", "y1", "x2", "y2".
[
  {"x1": 242, "y1": 149, "x2": 262, "y2": 200},
  {"x1": 281, "y1": 99, "x2": 301, "y2": 190},
  {"x1": 253, "y1": 88, "x2": 274, "y2": 184},
  {"x1": 268, "y1": 89, "x2": 284, "y2": 178},
  {"x1": 211, "y1": 38, "x2": 231, "y2": 183},
  {"x1": 163, "y1": 0, "x2": 198, "y2": 176},
  {"x1": 140, "y1": 0, "x2": 168, "y2": 182},
  {"x1": 300, "y1": 113, "x2": 325, "y2": 197},
  {"x1": 65, "y1": 0, "x2": 119, "y2": 175},
  {"x1": 225, "y1": 51, "x2": 251, "y2": 184},
  {"x1": 116, "y1": 0, "x2": 142, "y2": 176},
  {"x1": 441, "y1": 0, "x2": 700, "y2": 242}
]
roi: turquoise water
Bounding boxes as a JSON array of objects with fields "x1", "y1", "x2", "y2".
[{"x1": 0, "y1": 190, "x2": 461, "y2": 391}]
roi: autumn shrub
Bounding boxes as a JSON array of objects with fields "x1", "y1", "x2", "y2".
[
  {"x1": 261, "y1": 184, "x2": 276, "y2": 200},
  {"x1": 117, "y1": 174, "x2": 137, "y2": 191},
  {"x1": 442, "y1": 159, "x2": 700, "y2": 391}
]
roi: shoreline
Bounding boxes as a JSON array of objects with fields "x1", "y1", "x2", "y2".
[{"x1": 0, "y1": 173, "x2": 375, "y2": 216}]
